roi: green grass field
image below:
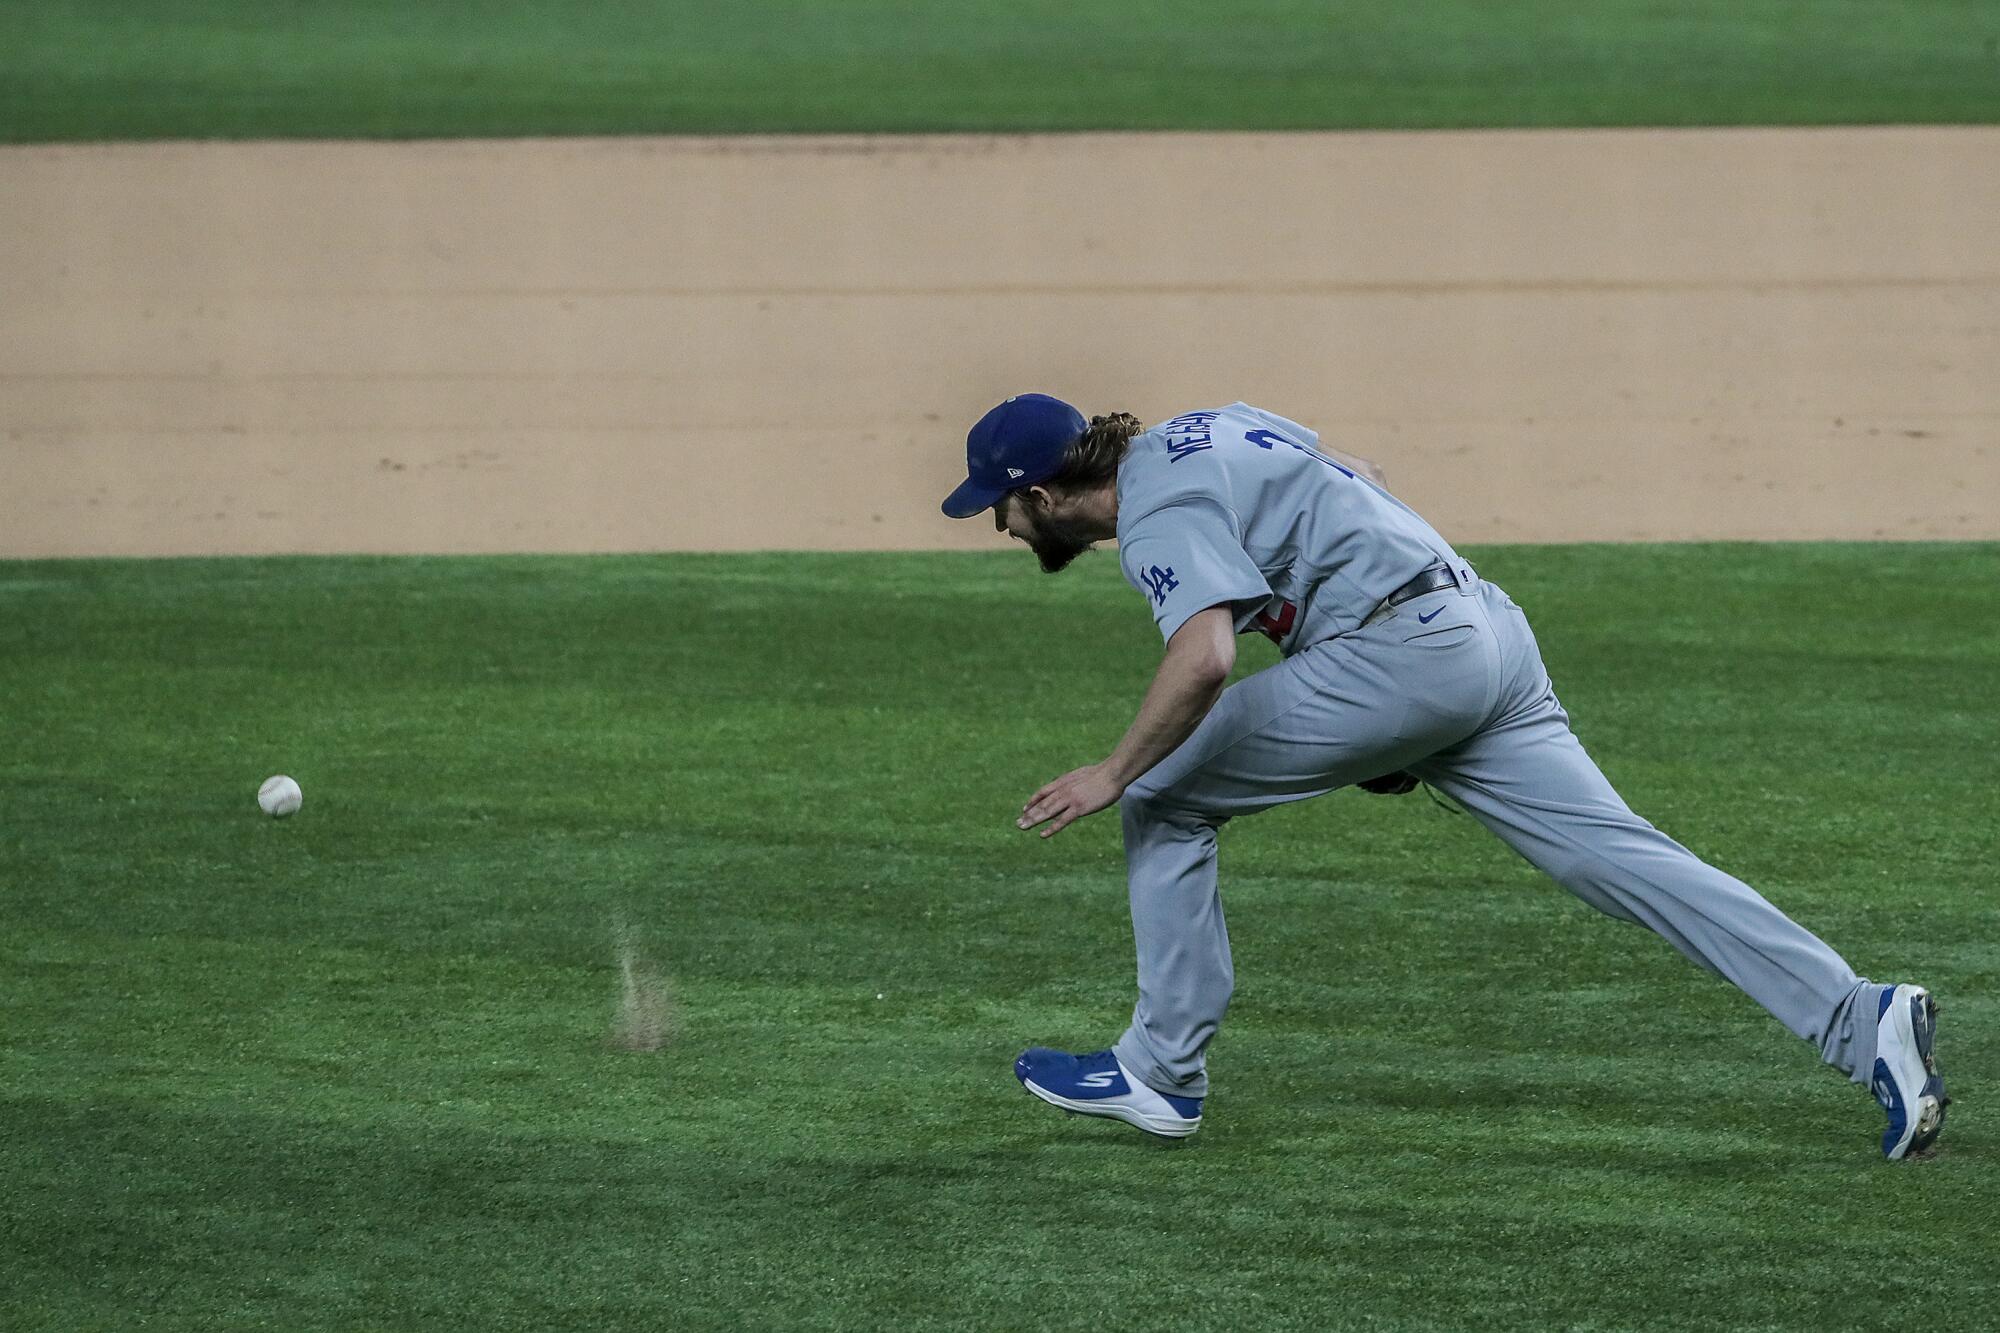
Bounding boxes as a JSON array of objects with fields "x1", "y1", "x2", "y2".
[
  {"x1": 3, "y1": 0, "x2": 1998, "y2": 142},
  {"x1": 3, "y1": 544, "x2": 1996, "y2": 1329}
]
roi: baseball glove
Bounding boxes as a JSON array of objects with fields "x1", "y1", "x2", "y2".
[{"x1": 1357, "y1": 771, "x2": 1420, "y2": 796}]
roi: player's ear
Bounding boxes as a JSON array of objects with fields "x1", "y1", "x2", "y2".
[{"x1": 1023, "y1": 484, "x2": 1056, "y2": 513}]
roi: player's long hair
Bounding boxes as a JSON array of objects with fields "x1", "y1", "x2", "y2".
[{"x1": 1038, "y1": 412, "x2": 1142, "y2": 496}]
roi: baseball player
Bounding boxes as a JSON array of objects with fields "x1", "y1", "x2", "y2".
[{"x1": 940, "y1": 394, "x2": 1948, "y2": 1160}]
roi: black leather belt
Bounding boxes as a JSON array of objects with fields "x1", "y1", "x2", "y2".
[{"x1": 1380, "y1": 563, "x2": 1460, "y2": 612}]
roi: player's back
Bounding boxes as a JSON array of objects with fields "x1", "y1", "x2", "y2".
[{"x1": 1115, "y1": 403, "x2": 1463, "y2": 651}]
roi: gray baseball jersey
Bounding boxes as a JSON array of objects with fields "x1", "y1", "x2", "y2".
[{"x1": 1116, "y1": 403, "x2": 1465, "y2": 651}]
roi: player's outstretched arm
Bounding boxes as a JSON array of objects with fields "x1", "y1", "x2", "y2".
[{"x1": 1018, "y1": 606, "x2": 1237, "y2": 839}]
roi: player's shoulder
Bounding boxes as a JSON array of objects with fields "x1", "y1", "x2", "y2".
[
  {"x1": 1119, "y1": 426, "x2": 1218, "y2": 536},
  {"x1": 1123, "y1": 404, "x2": 1234, "y2": 483},
  {"x1": 1117, "y1": 468, "x2": 1241, "y2": 556},
  {"x1": 1229, "y1": 401, "x2": 1320, "y2": 447},
  {"x1": 1118, "y1": 402, "x2": 1290, "y2": 531},
  {"x1": 1129, "y1": 402, "x2": 1314, "y2": 458},
  {"x1": 1135, "y1": 402, "x2": 1260, "y2": 442}
]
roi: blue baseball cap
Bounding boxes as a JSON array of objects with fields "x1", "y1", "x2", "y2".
[{"x1": 940, "y1": 393, "x2": 1088, "y2": 518}]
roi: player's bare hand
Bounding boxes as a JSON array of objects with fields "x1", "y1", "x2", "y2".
[{"x1": 1019, "y1": 763, "x2": 1125, "y2": 839}]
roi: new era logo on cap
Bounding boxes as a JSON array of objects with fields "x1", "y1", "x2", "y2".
[{"x1": 1007, "y1": 467, "x2": 1025, "y2": 479}]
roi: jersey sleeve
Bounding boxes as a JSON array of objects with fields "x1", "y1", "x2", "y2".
[{"x1": 1117, "y1": 498, "x2": 1272, "y2": 644}]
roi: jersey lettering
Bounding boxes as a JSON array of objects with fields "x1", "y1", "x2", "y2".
[
  {"x1": 1163, "y1": 411, "x2": 1220, "y2": 463},
  {"x1": 1244, "y1": 427, "x2": 1355, "y2": 478}
]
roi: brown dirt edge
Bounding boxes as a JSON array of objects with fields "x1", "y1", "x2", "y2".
[{"x1": 2, "y1": 127, "x2": 1995, "y2": 556}]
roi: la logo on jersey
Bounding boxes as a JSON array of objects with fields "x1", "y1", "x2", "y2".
[{"x1": 1141, "y1": 565, "x2": 1179, "y2": 605}]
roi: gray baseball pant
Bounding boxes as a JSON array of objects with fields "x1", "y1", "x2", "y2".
[{"x1": 1111, "y1": 574, "x2": 1881, "y2": 1099}]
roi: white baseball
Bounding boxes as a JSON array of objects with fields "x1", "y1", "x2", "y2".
[{"x1": 258, "y1": 774, "x2": 303, "y2": 818}]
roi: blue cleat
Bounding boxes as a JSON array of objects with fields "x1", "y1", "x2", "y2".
[
  {"x1": 1014, "y1": 1047, "x2": 1203, "y2": 1139},
  {"x1": 1871, "y1": 984, "x2": 1949, "y2": 1160}
]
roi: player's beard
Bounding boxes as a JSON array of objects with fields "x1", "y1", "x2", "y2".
[{"x1": 1026, "y1": 510, "x2": 1097, "y2": 574}]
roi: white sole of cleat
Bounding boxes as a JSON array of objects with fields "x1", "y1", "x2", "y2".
[
  {"x1": 1908, "y1": 994, "x2": 1949, "y2": 1157},
  {"x1": 1020, "y1": 1078, "x2": 1201, "y2": 1138},
  {"x1": 1884, "y1": 989, "x2": 1949, "y2": 1160}
]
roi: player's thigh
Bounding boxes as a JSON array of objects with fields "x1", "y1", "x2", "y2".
[
  {"x1": 1133, "y1": 632, "x2": 1482, "y2": 818},
  {"x1": 1417, "y1": 682, "x2": 1637, "y2": 812},
  {"x1": 1129, "y1": 652, "x2": 1327, "y2": 808},
  {"x1": 1409, "y1": 688, "x2": 1653, "y2": 904}
]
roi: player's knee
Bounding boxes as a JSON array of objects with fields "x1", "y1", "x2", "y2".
[
  {"x1": 1535, "y1": 851, "x2": 1594, "y2": 893},
  {"x1": 1119, "y1": 782, "x2": 1169, "y2": 824},
  {"x1": 1121, "y1": 784, "x2": 1210, "y2": 834},
  {"x1": 1531, "y1": 845, "x2": 1620, "y2": 904}
]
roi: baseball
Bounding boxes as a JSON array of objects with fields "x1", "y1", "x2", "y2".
[{"x1": 258, "y1": 775, "x2": 303, "y2": 818}]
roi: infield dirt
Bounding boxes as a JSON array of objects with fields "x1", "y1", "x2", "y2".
[{"x1": 3, "y1": 128, "x2": 1996, "y2": 556}]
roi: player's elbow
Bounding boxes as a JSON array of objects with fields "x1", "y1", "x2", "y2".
[
  {"x1": 1201, "y1": 631, "x2": 1237, "y2": 686},
  {"x1": 1172, "y1": 607, "x2": 1237, "y2": 685}
]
